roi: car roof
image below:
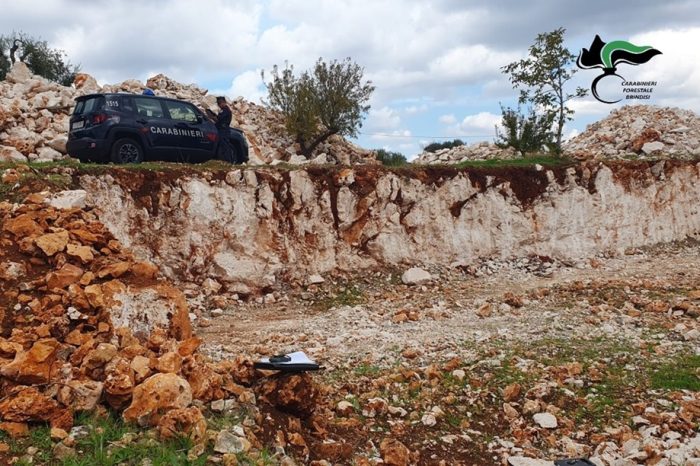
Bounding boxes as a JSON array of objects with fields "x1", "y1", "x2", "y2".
[{"x1": 74, "y1": 93, "x2": 193, "y2": 104}]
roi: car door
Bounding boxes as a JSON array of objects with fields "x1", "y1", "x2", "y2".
[
  {"x1": 162, "y1": 100, "x2": 212, "y2": 163},
  {"x1": 132, "y1": 97, "x2": 176, "y2": 160}
]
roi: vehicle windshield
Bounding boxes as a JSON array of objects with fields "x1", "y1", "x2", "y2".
[{"x1": 73, "y1": 96, "x2": 105, "y2": 116}]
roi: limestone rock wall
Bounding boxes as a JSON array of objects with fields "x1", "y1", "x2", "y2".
[{"x1": 79, "y1": 161, "x2": 700, "y2": 291}]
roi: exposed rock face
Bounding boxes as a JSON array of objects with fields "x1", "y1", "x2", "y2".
[
  {"x1": 81, "y1": 161, "x2": 700, "y2": 290},
  {"x1": 414, "y1": 142, "x2": 519, "y2": 165},
  {"x1": 564, "y1": 105, "x2": 700, "y2": 160},
  {"x1": 0, "y1": 63, "x2": 373, "y2": 165}
]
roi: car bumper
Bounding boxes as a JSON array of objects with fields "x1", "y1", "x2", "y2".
[{"x1": 66, "y1": 138, "x2": 109, "y2": 162}]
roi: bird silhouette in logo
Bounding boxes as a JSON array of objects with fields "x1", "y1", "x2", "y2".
[{"x1": 577, "y1": 35, "x2": 662, "y2": 103}]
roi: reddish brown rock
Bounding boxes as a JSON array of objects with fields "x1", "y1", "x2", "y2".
[
  {"x1": 123, "y1": 373, "x2": 193, "y2": 426},
  {"x1": 2, "y1": 213, "x2": 43, "y2": 237},
  {"x1": 0, "y1": 386, "x2": 72, "y2": 429},
  {"x1": 256, "y1": 373, "x2": 319, "y2": 417},
  {"x1": 157, "y1": 406, "x2": 207, "y2": 444},
  {"x1": 84, "y1": 284, "x2": 105, "y2": 309},
  {"x1": 57, "y1": 380, "x2": 103, "y2": 412},
  {"x1": 178, "y1": 337, "x2": 202, "y2": 357},
  {"x1": 130, "y1": 261, "x2": 159, "y2": 280},
  {"x1": 103, "y1": 358, "x2": 136, "y2": 410},
  {"x1": 35, "y1": 230, "x2": 70, "y2": 256},
  {"x1": 503, "y1": 383, "x2": 522, "y2": 402},
  {"x1": 156, "y1": 351, "x2": 182, "y2": 374},
  {"x1": 156, "y1": 285, "x2": 193, "y2": 341},
  {"x1": 97, "y1": 261, "x2": 131, "y2": 279},
  {"x1": 181, "y1": 357, "x2": 225, "y2": 402},
  {"x1": 46, "y1": 263, "x2": 84, "y2": 290},
  {"x1": 379, "y1": 438, "x2": 411, "y2": 466},
  {"x1": 0, "y1": 422, "x2": 29, "y2": 438},
  {"x1": 81, "y1": 343, "x2": 118, "y2": 377},
  {"x1": 66, "y1": 243, "x2": 94, "y2": 264},
  {"x1": 130, "y1": 355, "x2": 152, "y2": 384},
  {"x1": 0, "y1": 338, "x2": 60, "y2": 385}
]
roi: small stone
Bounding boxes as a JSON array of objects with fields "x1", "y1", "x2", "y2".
[
  {"x1": 451, "y1": 369, "x2": 466, "y2": 381},
  {"x1": 401, "y1": 267, "x2": 431, "y2": 285},
  {"x1": 476, "y1": 303, "x2": 492, "y2": 318},
  {"x1": 214, "y1": 430, "x2": 251, "y2": 454},
  {"x1": 308, "y1": 274, "x2": 325, "y2": 285},
  {"x1": 421, "y1": 412, "x2": 437, "y2": 426},
  {"x1": 507, "y1": 457, "x2": 553, "y2": 466},
  {"x1": 336, "y1": 400, "x2": 355, "y2": 416},
  {"x1": 503, "y1": 403, "x2": 519, "y2": 420},
  {"x1": 533, "y1": 412, "x2": 557, "y2": 429},
  {"x1": 210, "y1": 399, "x2": 238, "y2": 413},
  {"x1": 641, "y1": 141, "x2": 664, "y2": 154},
  {"x1": 53, "y1": 443, "x2": 77, "y2": 460},
  {"x1": 50, "y1": 427, "x2": 68, "y2": 441}
]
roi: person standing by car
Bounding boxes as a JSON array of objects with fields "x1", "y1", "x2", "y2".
[{"x1": 205, "y1": 96, "x2": 235, "y2": 162}]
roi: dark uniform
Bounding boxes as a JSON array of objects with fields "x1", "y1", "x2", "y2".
[
  {"x1": 215, "y1": 105, "x2": 232, "y2": 130},
  {"x1": 212, "y1": 99, "x2": 235, "y2": 163}
]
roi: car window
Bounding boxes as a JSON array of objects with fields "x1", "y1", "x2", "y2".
[
  {"x1": 73, "y1": 96, "x2": 104, "y2": 115},
  {"x1": 121, "y1": 96, "x2": 134, "y2": 114},
  {"x1": 133, "y1": 97, "x2": 165, "y2": 118},
  {"x1": 163, "y1": 100, "x2": 198, "y2": 123}
]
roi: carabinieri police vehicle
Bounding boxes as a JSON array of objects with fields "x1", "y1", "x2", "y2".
[{"x1": 67, "y1": 93, "x2": 248, "y2": 164}]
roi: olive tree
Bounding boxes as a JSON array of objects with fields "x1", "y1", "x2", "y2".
[
  {"x1": 264, "y1": 58, "x2": 374, "y2": 158},
  {"x1": 0, "y1": 32, "x2": 80, "y2": 85},
  {"x1": 501, "y1": 27, "x2": 587, "y2": 154}
]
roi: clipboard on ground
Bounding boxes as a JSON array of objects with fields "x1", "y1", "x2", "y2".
[{"x1": 254, "y1": 351, "x2": 321, "y2": 372}]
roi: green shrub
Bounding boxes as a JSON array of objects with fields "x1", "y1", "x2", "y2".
[
  {"x1": 423, "y1": 139, "x2": 464, "y2": 153},
  {"x1": 374, "y1": 148, "x2": 407, "y2": 166}
]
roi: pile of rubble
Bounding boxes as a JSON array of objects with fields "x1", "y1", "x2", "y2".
[
  {"x1": 564, "y1": 105, "x2": 700, "y2": 160},
  {"x1": 0, "y1": 179, "x2": 324, "y2": 462},
  {"x1": 0, "y1": 62, "x2": 372, "y2": 165},
  {"x1": 413, "y1": 142, "x2": 520, "y2": 164}
]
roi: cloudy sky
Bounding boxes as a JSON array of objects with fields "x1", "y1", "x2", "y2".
[{"x1": 3, "y1": 0, "x2": 699, "y2": 158}]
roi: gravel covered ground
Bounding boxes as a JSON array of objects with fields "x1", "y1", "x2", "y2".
[{"x1": 197, "y1": 241, "x2": 700, "y2": 465}]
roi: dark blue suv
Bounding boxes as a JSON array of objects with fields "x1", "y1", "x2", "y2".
[{"x1": 67, "y1": 93, "x2": 248, "y2": 164}]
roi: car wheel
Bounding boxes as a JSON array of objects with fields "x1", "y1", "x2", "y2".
[{"x1": 111, "y1": 138, "x2": 144, "y2": 164}]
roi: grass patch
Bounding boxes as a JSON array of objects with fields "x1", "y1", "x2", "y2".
[
  {"x1": 650, "y1": 354, "x2": 700, "y2": 391},
  {"x1": 453, "y1": 154, "x2": 574, "y2": 169},
  {"x1": 354, "y1": 363, "x2": 382, "y2": 377},
  {"x1": 0, "y1": 412, "x2": 211, "y2": 466},
  {"x1": 315, "y1": 284, "x2": 365, "y2": 311}
]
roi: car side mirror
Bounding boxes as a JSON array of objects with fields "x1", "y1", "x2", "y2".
[{"x1": 195, "y1": 115, "x2": 203, "y2": 124}]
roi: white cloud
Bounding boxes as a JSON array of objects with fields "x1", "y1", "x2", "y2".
[
  {"x1": 625, "y1": 27, "x2": 700, "y2": 112},
  {"x1": 428, "y1": 45, "x2": 518, "y2": 82},
  {"x1": 439, "y1": 114, "x2": 457, "y2": 125},
  {"x1": 221, "y1": 70, "x2": 266, "y2": 104},
  {"x1": 370, "y1": 129, "x2": 412, "y2": 141},
  {"x1": 456, "y1": 111, "x2": 502, "y2": 135},
  {"x1": 404, "y1": 104, "x2": 428, "y2": 115},
  {"x1": 366, "y1": 106, "x2": 401, "y2": 132}
]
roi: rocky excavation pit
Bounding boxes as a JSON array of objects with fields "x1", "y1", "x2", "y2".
[{"x1": 0, "y1": 158, "x2": 698, "y2": 465}]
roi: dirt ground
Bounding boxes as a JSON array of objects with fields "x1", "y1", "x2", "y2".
[{"x1": 197, "y1": 241, "x2": 700, "y2": 464}]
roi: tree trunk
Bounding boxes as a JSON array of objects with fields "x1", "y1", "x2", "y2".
[
  {"x1": 301, "y1": 129, "x2": 336, "y2": 158},
  {"x1": 556, "y1": 74, "x2": 564, "y2": 155}
]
